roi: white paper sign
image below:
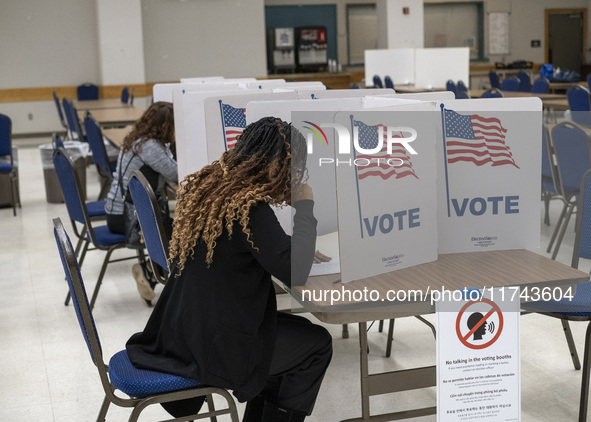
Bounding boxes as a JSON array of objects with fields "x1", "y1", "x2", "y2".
[
  {"x1": 436, "y1": 98, "x2": 542, "y2": 253},
  {"x1": 437, "y1": 288, "x2": 520, "y2": 422}
]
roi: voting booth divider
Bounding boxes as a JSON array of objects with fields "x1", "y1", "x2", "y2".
[{"x1": 169, "y1": 82, "x2": 542, "y2": 284}]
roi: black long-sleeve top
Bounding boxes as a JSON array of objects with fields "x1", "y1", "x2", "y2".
[{"x1": 126, "y1": 200, "x2": 317, "y2": 401}]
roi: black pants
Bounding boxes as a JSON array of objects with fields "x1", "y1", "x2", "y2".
[
  {"x1": 262, "y1": 312, "x2": 333, "y2": 415},
  {"x1": 163, "y1": 312, "x2": 332, "y2": 419}
]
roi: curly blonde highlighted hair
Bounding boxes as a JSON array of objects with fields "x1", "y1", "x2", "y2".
[{"x1": 169, "y1": 117, "x2": 307, "y2": 273}]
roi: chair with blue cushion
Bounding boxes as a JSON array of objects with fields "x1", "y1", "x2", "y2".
[
  {"x1": 522, "y1": 168, "x2": 591, "y2": 422},
  {"x1": 121, "y1": 87, "x2": 130, "y2": 104},
  {"x1": 587, "y1": 73, "x2": 591, "y2": 93},
  {"x1": 446, "y1": 79, "x2": 457, "y2": 96},
  {"x1": 52, "y1": 218, "x2": 239, "y2": 422},
  {"x1": 567, "y1": 85, "x2": 591, "y2": 126},
  {"x1": 84, "y1": 112, "x2": 117, "y2": 200},
  {"x1": 384, "y1": 76, "x2": 394, "y2": 89},
  {"x1": 481, "y1": 88, "x2": 504, "y2": 98},
  {"x1": 517, "y1": 70, "x2": 532, "y2": 92},
  {"x1": 532, "y1": 77, "x2": 550, "y2": 94},
  {"x1": 500, "y1": 76, "x2": 520, "y2": 91},
  {"x1": 53, "y1": 147, "x2": 135, "y2": 309},
  {"x1": 52, "y1": 133, "x2": 106, "y2": 257},
  {"x1": 546, "y1": 121, "x2": 591, "y2": 261},
  {"x1": 541, "y1": 125, "x2": 562, "y2": 228},
  {"x1": 372, "y1": 75, "x2": 383, "y2": 88},
  {"x1": 456, "y1": 80, "x2": 468, "y2": 95},
  {"x1": 488, "y1": 71, "x2": 501, "y2": 89},
  {"x1": 52, "y1": 91, "x2": 68, "y2": 135},
  {"x1": 128, "y1": 170, "x2": 171, "y2": 285},
  {"x1": 0, "y1": 114, "x2": 20, "y2": 216},
  {"x1": 62, "y1": 99, "x2": 85, "y2": 141},
  {"x1": 77, "y1": 83, "x2": 99, "y2": 101}
]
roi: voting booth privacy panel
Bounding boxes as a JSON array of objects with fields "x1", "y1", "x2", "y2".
[{"x1": 436, "y1": 98, "x2": 542, "y2": 253}]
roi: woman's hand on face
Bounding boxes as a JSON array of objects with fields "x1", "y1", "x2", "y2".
[{"x1": 292, "y1": 184, "x2": 313, "y2": 203}]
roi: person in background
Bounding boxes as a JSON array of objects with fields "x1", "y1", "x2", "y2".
[
  {"x1": 104, "y1": 101, "x2": 178, "y2": 304},
  {"x1": 126, "y1": 117, "x2": 333, "y2": 421}
]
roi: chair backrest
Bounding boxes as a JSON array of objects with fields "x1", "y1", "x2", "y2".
[
  {"x1": 384, "y1": 76, "x2": 394, "y2": 89},
  {"x1": 455, "y1": 91, "x2": 470, "y2": 99},
  {"x1": 121, "y1": 87, "x2": 129, "y2": 104},
  {"x1": 481, "y1": 88, "x2": 503, "y2": 98},
  {"x1": 53, "y1": 92, "x2": 67, "y2": 128},
  {"x1": 517, "y1": 71, "x2": 532, "y2": 92},
  {"x1": 541, "y1": 125, "x2": 559, "y2": 194},
  {"x1": 129, "y1": 88, "x2": 135, "y2": 105},
  {"x1": 0, "y1": 114, "x2": 12, "y2": 159},
  {"x1": 53, "y1": 148, "x2": 91, "y2": 227},
  {"x1": 77, "y1": 83, "x2": 99, "y2": 101},
  {"x1": 53, "y1": 218, "x2": 103, "y2": 364},
  {"x1": 488, "y1": 71, "x2": 501, "y2": 89},
  {"x1": 532, "y1": 77, "x2": 549, "y2": 94},
  {"x1": 372, "y1": 75, "x2": 383, "y2": 88},
  {"x1": 456, "y1": 80, "x2": 468, "y2": 94},
  {"x1": 500, "y1": 77, "x2": 519, "y2": 91},
  {"x1": 551, "y1": 121, "x2": 591, "y2": 197},
  {"x1": 128, "y1": 171, "x2": 169, "y2": 272},
  {"x1": 573, "y1": 168, "x2": 591, "y2": 267},
  {"x1": 52, "y1": 133, "x2": 65, "y2": 150},
  {"x1": 567, "y1": 85, "x2": 591, "y2": 126},
  {"x1": 62, "y1": 99, "x2": 84, "y2": 141},
  {"x1": 84, "y1": 113, "x2": 113, "y2": 179},
  {"x1": 587, "y1": 73, "x2": 591, "y2": 93},
  {"x1": 446, "y1": 79, "x2": 457, "y2": 94}
]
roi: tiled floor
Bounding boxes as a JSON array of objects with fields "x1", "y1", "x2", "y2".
[{"x1": 1, "y1": 139, "x2": 590, "y2": 421}]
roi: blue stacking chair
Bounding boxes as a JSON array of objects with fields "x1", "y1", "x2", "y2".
[
  {"x1": 384, "y1": 76, "x2": 394, "y2": 89},
  {"x1": 52, "y1": 133, "x2": 106, "y2": 257},
  {"x1": 0, "y1": 114, "x2": 20, "y2": 216},
  {"x1": 121, "y1": 87, "x2": 130, "y2": 104},
  {"x1": 488, "y1": 71, "x2": 501, "y2": 89},
  {"x1": 84, "y1": 113, "x2": 117, "y2": 199},
  {"x1": 62, "y1": 99, "x2": 85, "y2": 141},
  {"x1": 546, "y1": 122, "x2": 591, "y2": 261},
  {"x1": 522, "y1": 168, "x2": 591, "y2": 422},
  {"x1": 446, "y1": 79, "x2": 457, "y2": 96},
  {"x1": 52, "y1": 218, "x2": 239, "y2": 422},
  {"x1": 372, "y1": 75, "x2": 383, "y2": 88},
  {"x1": 541, "y1": 125, "x2": 562, "y2": 227},
  {"x1": 587, "y1": 73, "x2": 591, "y2": 93},
  {"x1": 517, "y1": 70, "x2": 532, "y2": 92},
  {"x1": 128, "y1": 171, "x2": 171, "y2": 285},
  {"x1": 52, "y1": 91, "x2": 68, "y2": 133},
  {"x1": 481, "y1": 88, "x2": 503, "y2": 98},
  {"x1": 500, "y1": 76, "x2": 520, "y2": 91},
  {"x1": 77, "y1": 83, "x2": 99, "y2": 100},
  {"x1": 53, "y1": 147, "x2": 135, "y2": 309},
  {"x1": 532, "y1": 77, "x2": 550, "y2": 94},
  {"x1": 567, "y1": 86, "x2": 591, "y2": 126}
]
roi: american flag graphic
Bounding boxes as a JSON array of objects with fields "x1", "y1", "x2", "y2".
[
  {"x1": 220, "y1": 102, "x2": 246, "y2": 150},
  {"x1": 444, "y1": 109, "x2": 519, "y2": 168},
  {"x1": 353, "y1": 119, "x2": 418, "y2": 180}
]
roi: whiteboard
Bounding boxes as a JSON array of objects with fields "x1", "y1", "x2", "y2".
[{"x1": 489, "y1": 12, "x2": 509, "y2": 55}]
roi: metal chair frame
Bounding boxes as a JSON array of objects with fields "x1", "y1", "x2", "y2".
[{"x1": 53, "y1": 218, "x2": 239, "y2": 422}]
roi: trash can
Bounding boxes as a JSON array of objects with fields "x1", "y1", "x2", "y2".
[
  {"x1": 40, "y1": 142, "x2": 88, "y2": 203},
  {"x1": 0, "y1": 147, "x2": 19, "y2": 207}
]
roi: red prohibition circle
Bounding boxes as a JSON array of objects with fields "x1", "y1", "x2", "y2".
[{"x1": 455, "y1": 298, "x2": 504, "y2": 350}]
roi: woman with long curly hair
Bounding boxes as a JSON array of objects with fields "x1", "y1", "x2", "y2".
[
  {"x1": 105, "y1": 101, "x2": 177, "y2": 303},
  {"x1": 126, "y1": 117, "x2": 332, "y2": 421}
]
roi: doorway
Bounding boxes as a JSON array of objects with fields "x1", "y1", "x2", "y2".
[{"x1": 545, "y1": 8, "x2": 586, "y2": 74}]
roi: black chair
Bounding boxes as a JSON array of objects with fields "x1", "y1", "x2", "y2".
[
  {"x1": 52, "y1": 217, "x2": 239, "y2": 422},
  {"x1": 77, "y1": 83, "x2": 99, "y2": 101},
  {"x1": 0, "y1": 114, "x2": 20, "y2": 216},
  {"x1": 53, "y1": 147, "x2": 136, "y2": 309},
  {"x1": 522, "y1": 168, "x2": 591, "y2": 422}
]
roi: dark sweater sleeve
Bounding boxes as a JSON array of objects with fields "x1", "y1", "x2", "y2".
[{"x1": 245, "y1": 200, "x2": 317, "y2": 288}]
